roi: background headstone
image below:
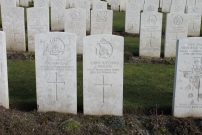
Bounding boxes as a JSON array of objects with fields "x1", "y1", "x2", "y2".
[
  {"x1": 162, "y1": 0, "x2": 171, "y2": 13},
  {"x1": 2, "y1": 7, "x2": 26, "y2": 51},
  {"x1": 83, "y1": 34, "x2": 124, "y2": 116},
  {"x1": 27, "y1": 8, "x2": 49, "y2": 52},
  {"x1": 173, "y1": 37, "x2": 202, "y2": 117},
  {"x1": 65, "y1": 8, "x2": 86, "y2": 54},
  {"x1": 139, "y1": 12, "x2": 162, "y2": 57},
  {"x1": 0, "y1": 31, "x2": 9, "y2": 109},
  {"x1": 35, "y1": 32, "x2": 77, "y2": 114},
  {"x1": 164, "y1": 13, "x2": 188, "y2": 57},
  {"x1": 91, "y1": 9, "x2": 113, "y2": 35},
  {"x1": 20, "y1": 0, "x2": 29, "y2": 6},
  {"x1": 1, "y1": 0, "x2": 16, "y2": 7},
  {"x1": 170, "y1": 5, "x2": 185, "y2": 13},
  {"x1": 51, "y1": 0, "x2": 66, "y2": 31},
  {"x1": 111, "y1": 0, "x2": 120, "y2": 11},
  {"x1": 125, "y1": 2, "x2": 141, "y2": 34},
  {"x1": 92, "y1": 1, "x2": 107, "y2": 10},
  {"x1": 143, "y1": 4, "x2": 158, "y2": 12}
]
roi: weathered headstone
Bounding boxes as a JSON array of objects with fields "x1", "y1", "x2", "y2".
[
  {"x1": 170, "y1": 5, "x2": 185, "y2": 13},
  {"x1": 83, "y1": 34, "x2": 124, "y2": 116},
  {"x1": 65, "y1": 8, "x2": 86, "y2": 54},
  {"x1": 75, "y1": 1, "x2": 91, "y2": 32},
  {"x1": 143, "y1": 4, "x2": 158, "y2": 12},
  {"x1": 125, "y1": 2, "x2": 141, "y2": 34},
  {"x1": 1, "y1": 0, "x2": 16, "y2": 7},
  {"x1": 27, "y1": 8, "x2": 49, "y2": 52},
  {"x1": 139, "y1": 12, "x2": 162, "y2": 57},
  {"x1": 2, "y1": 7, "x2": 26, "y2": 51},
  {"x1": 111, "y1": 0, "x2": 120, "y2": 11},
  {"x1": 51, "y1": 0, "x2": 66, "y2": 31},
  {"x1": 92, "y1": 1, "x2": 107, "y2": 10},
  {"x1": 34, "y1": 0, "x2": 49, "y2": 7},
  {"x1": 164, "y1": 14, "x2": 188, "y2": 57},
  {"x1": 173, "y1": 37, "x2": 202, "y2": 117},
  {"x1": 0, "y1": 31, "x2": 9, "y2": 109},
  {"x1": 91, "y1": 9, "x2": 113, "y2": 35},
  {"x1": 162, "y1": 0, "x2": 171, "y2": 13},
  {"x1": 35, "y1": 32, "x2": 77, "y2": 114},
  {"x1": 129, "y1": 0, "x2": 144, "y2": 11},
  {"x1": 120, "y1": 0, "x2": 128, "y2": 11},
  {"x1": 187, "y1": 6, "x2": 201, "y2": 37}
]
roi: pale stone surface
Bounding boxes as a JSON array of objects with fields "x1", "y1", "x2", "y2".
[
  {"x1": 143, "y1": 4, "x2": 158, "y2": 12},
  {"x1": 2, "y1": 7, "x2": 26, "y2": 51},
  {"x1": 171, "y1": 0, "x2": 186, "y2": 10},
  {"x1": 27, "y1": 8, "x2": 49, "y2": 52},
  {"x1": 91, "y1": 9, "x2": 113, "y2": 35},
  {"x1": 75, "y1": 1, "x2": 91, "y2": 32},
  {"x1": 164, "y1": 13, "x2": 188, "y2": 57},
  {"x1": 170, "y1": 5, "x2": 185, "y2": 13},
  {"x1": 34, "y1": 0, "x2": 49, "y2": 7},
  {"x1": 187, "y1": 6, "x2": 202, "y2": 14},
  {"x1": 20, "y1": 0, "x2": 29, "y2": 6},
  {"x1": 1, "y1": 0, "x2": 16, "y2": 7},
  {"x1": 120, "y1": 0, "x2": 128, "y2": 11},
  {"x1": 35, "y1": 32, "x2": 77, "y2": 114},
  {"x1": 66, "y1": 0, "x2": 70, "y2": 8},
  {"x1": 65, "y1": 8, "x2": 86, "y2": 54},
  {"x1": 83, "y1": 34, "x2": 124, "y2": 116},
  {"x1": 187, "y1": 14, "x2": 201, "y2": 37},
  {"x1": 16, "y1": 0, "x2": 19, "y2": 6},
  {"x1": 159, "y1": 0, "x2": 162, "y2": 8},
  {"x1": 129, "y1": 0, "x2": 144, "y2": 10},
  {"x1": 0, "y1": 31, "x2": 9, "y2": 109},
  {"x1": 111, "y1": 0, "x2": 120, "y2": 11},
  {"x1": 92, "y1": 1, "x2": 107, "y2": 10},
  {"x1": 51, "y1": 0, "x2": 66, "y2": 31},
  {"x1": 173, "y1": 37, "x2": 202, "y2": 117},
  {"x1": 125, "y1": 2, "x2": 141, "y2": 34},
  {"x1": 139, "y1": 12, "x2": 162, "y2": 57},
  {"x1": 144, "y1": 0, "x2": 159, "y2": 5},
  {"x1": 162, "y1": 0, "x2": 171, "y2": 13}
]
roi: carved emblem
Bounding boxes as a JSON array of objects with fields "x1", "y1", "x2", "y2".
[
  {"x1": 147, "y1": 15, "x2": 157, "y2": 24},
  {"x1": 46, "y1": 38, "x2": 65, "y2": 55},
  {"x1": 174, "y1": 6, "x2": 181, "y2": 12},
  {"x1": 70, "y1": 11, "x2": 80, "y2": 21},
  {"x1": 147, "y1": 5, "x2": 154, "y2": 12},
  {"x1": 38, "y1": 0, "x2": 45, "y2": 7},
  {"x1": 173, "y1": 15, "x2": 183, "y2": 26},
  {"x1": 191, "y1": 7, "x2": 199, "y2": 14},
  {"x1": 96, "y1": 11, "x2": 107, "y2": 22},
  {"x1": 130, "y1": 4, "x2": 137, "y2": 11},
  {"x1": 95, "y1": 38, "x2": 113, "y2": 59}
]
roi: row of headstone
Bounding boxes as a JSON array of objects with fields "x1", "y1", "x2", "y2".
[{"x1": 36, "y1": 32, "x2": 124, "y2": 115}]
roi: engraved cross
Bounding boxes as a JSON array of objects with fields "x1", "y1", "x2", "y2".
[
  {"x1": 147, "y1": 33, "x2": 155, "y2": 47},
  {"x1": 94, "y1": 75, "x2": 112, "y2": 103},
  {"x1": 9, "y1": 28, "x2": 19, "y2": 45},
  {"x1": 191, "y1": 20, "x2": 198, "y2": 31},
  {"x1": 55, "y1": 13, "x2": 63, "y2": 25},
  {"x1": 47, "y1": 72, "x2": 65, "y2": 101}
]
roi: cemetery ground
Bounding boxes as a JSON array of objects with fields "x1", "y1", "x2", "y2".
[{"x1": 1, "y1": 8, "x2": 202, "y2": 134}]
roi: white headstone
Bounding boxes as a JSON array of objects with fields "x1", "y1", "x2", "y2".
[
  {"x1": 111, "y1": 0, "x2": 120, "y2": 11},
  {"x1": 35, "y1": 32, "x2": 77, "y2": 114},
  {"x1": 1, "y1": 0, "x2": 16, "y2": 7},
  {"x1": 93, "y1": 1, "x2": 107, "y2": 10},
  {"x1": 51, "y1": 0, "x2": 66, "y2": 31},
  {"x1": 125, "y1": 3, "x2": 141, "y2": 34},
  {"x1": 83, "y1": 34, "x2": 124, "y2": 116},
  {"x1": 20, "y1": 0, "x2": 29, "y2": 6},
  {"x1": 66, "y1": 0, "x2": 70, "y2": 8},
  {"x1": 129, "y1": 0, "x2": 144, "y2": 11},
  {"x1": 34, "y1": 0, "x2": 49, "y2": 7},
  {"x1": 2, "y1": 7, "x2": 26, "y2": 51},
  {"x1": 27, "y1": 8, "x2": 49, "y2": 52},
  {"x1": 164, "y1": 13, "x2": 188, "y2": 57},
  {"x1": 187, "y1": 6, "x2": 201, "y2": 37},
  {"x1": 0, "y1": 31, "x2": 9, "y2": 109},
  {"x1": 139, "y1": 12, "x2": 162, "y2": 57},
  {"x1": 91, "y1": 10, "x2": 113, "y2": 35},
  {"x1": 16, "y1": 0, "x2": 19, "y2": 6},
  {"x1": 162, "y1": 0, "x2": 171, "y2": 13},
  {"x1": 75, "y1": 1, "x2": 91, "y2": 32},
  {"x1": 143, "y1": 4, "x2": 158, "y2": 12},
  {"x1": 65, "y1": 8, "x2": 86, "y2": 54},
  {"x1": 170, "y1": 5, "x2": 185, "y2": 13},
  {"x1": 173, "y1": 37, "x2": 202, "y2": 117}
]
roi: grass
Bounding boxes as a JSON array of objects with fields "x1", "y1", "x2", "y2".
[{"x1": 8, "y1": 60, "x2": 175, "y2": 114}]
